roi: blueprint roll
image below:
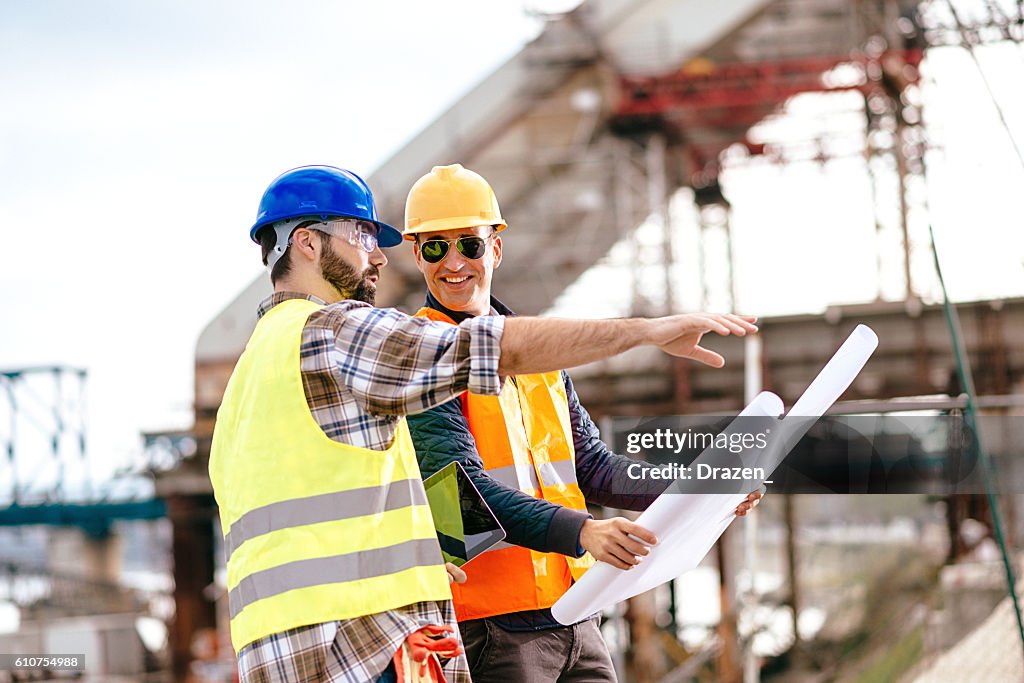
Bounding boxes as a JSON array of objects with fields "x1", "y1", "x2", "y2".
[
  {"x1": 551, "y1": 325, "x2": 879, "y2": 626},
  {"x1": 551, "y1": 391, "x2": 785, "y2": 626},
  {"x1": 759, "y1": 324, "x2": 880, "y2": 476},
  {"x1": 788, "y1": 324, "x2": 878, "y2": 417}
]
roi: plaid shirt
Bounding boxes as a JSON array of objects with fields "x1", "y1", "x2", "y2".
[{"x1": 237, "y1": 291, "x2": 504, "y2": 683}]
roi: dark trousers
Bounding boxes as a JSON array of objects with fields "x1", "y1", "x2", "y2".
[{"x1": 459, "y1": 617, "x2": 616, "y2": 683}]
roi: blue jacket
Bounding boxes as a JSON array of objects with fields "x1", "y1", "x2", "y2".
[{"x1": 408, "y1": 295, "x2": 666, "y2": 560}]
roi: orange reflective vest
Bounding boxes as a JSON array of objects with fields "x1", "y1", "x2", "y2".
[{"x1": 415, "y1": 307, "x2": 594, "y2": 621}]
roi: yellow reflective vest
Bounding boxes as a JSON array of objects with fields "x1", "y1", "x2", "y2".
[
  {"x1": 415, "y1": 307, "x2": 594, "y2": 621},
  {"x1": 210, "y1": 298, "x2": 451, "y2": 652}
]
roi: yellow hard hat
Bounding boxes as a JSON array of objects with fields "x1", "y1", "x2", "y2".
[{"x1": 403, "y1": 164, "x2": 508, "y2": 240}]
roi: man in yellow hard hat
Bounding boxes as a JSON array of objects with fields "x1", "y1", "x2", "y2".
[
  {"x1": 211, "y1": 164, "x2": 759, "y2": 683},
  {"x1": 403, "y1": 164, "x2": 762, "y2": 682}
]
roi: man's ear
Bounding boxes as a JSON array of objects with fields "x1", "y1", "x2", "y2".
[
  {"x1": 291, "y1": 227, "x2": 320, "y2": 263},
  {"x1": 412, "y1": 239, "x2": 426, "y2": 274},
  {"x1": 492, "y1": 235, "x2": 502, "y2": 270}
]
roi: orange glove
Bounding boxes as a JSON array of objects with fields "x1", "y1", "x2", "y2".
[{"x1": 393, "y1": 625, "x2": 463, "y2": 682}]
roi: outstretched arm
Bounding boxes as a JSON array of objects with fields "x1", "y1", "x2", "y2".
[{"x1": 498, "y1": 313, "x2": 757, "y2": 376}]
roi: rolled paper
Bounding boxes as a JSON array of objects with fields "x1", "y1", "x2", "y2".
[
  {"x1": 552, "y1": 392, "x2": 784, "y2": 625},
  {"x1": 551, "y1": 325, "x2": 878, "y2": 625},
  {"x1": 787, "y1": 325, "x2": 878, "y2": 418}
]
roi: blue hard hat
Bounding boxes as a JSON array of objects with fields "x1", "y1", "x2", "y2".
[{"x1": 250, "y1": 165, "x2": 402, "y2": 247}]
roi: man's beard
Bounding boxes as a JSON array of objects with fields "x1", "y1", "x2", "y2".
[{"x1": 320, "y1": 238, "x2": 379, "y2": 304}]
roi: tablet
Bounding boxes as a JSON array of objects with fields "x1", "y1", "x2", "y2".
[{"x1": 423, "y1": 461, "x2": 506, "y2": 567}]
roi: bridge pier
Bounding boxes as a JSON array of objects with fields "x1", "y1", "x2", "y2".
[
  {"x1": 166, "y1": 492, "x2": 218, "y2": 681},
  {"x1": 48, "y1": 527, "x2": 122, "y2": 584}
]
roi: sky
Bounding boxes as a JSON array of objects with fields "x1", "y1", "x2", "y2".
[
  {"x1": 1, "y1": 0, "x2": 1022, "y2": 499},
  {"x1": 0, "y1": 0, "x2": 543, "y2": 494}
]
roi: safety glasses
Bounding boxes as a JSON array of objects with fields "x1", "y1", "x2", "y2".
[
  {"x1": 312, "y1": 218, "x2": 379, "y2": 253},
  {"x1": 418, "y1": 235, "x2": 493, "y2": 263}
]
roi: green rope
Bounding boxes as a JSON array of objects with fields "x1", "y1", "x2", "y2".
[{"x1": 928, "y1": 222, "x2": 1024, "y2": 658}]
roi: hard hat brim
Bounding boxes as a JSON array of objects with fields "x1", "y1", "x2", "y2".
[
  {"x1": 402, "y1": 219, "x2": 508, "y2": 240},
  {"x1": 376, "y1": 222, "x2": 403, "y2": 248},
  {"x1": 251, "y1": 214, "x2": 404, "y2": 248}
]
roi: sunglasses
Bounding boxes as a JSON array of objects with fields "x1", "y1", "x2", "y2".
[{"x1": 418, "y1": 235, "x2": 494, "y2": 263}]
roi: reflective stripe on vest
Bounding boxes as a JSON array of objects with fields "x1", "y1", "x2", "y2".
[
  {"x1": 487, "y1": 462, "x2": 541, "y2": 492},
  {"x1": 228, "y1": 537, "x2": 440, "y2": 617},
  {"x1": 223, "y1": 478, "x2": 428, "y2": 558},
  {"x1": 414, "y1": 306, "x2": 594, "y2": 621},
  {"x1": 211, "y1": 299, "x2": 450, "y2": 652}
]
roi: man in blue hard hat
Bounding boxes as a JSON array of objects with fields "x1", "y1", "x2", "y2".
[{"x1": 210, "y1": 164, "x2": 759, "y2": 683}]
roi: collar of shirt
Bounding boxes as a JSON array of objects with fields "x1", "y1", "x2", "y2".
[
  {"x1": 257, "y1": 291, "x2": 329, "y2": 319},
  {"x1": 423, "y1": 291, "x2": 514, "y2": 321}
]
